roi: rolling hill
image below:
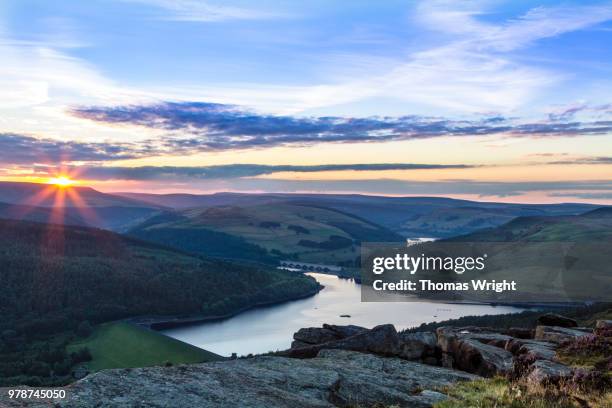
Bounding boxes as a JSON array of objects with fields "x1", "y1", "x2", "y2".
[
  {"x1": 436, "y1": 207, "x2": 612, "y2": 302},
  {"x1": 0, "y1": 181, "x2": 159, "y2": 208},
  {"x1": 448, "y1": 207, "x2": 612, "y2": 242},
  {"x1": 0, "y1": 182, "x2": 163, "y2": 231},
  {"x1": 0, "y1": 218, "x2": 320, "y2": 329},
  {"x1": 117, "y1": 191, "x2": 599, "y2": 238},
  {"x1": 128, "y1": 202, "x2": 404, "y2": 265},
  {"x1": 67, "y1": 322, "x2": 223, "y2": 372},
  {"x1": 0, "y1": 217, "x2": 319, "y2": 386}
]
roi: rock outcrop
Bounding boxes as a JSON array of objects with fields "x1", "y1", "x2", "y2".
[
  {"x1": 291, "y1": 324, "x2": 368, "y2": 349},
  {"x1": 5, "y1": 314, "x2": 594, "y2": 408},
  {"x1": 286, "y1": 319, "x2": 589, "y2": 380},
  {"x1": 398, "y1": 331, "x2": 438, "y2": 360},
  {"x1": 11, "y1": 350, "x2": 478, "y2": 408},
  {"x1": 436, "y1": 327, "x2": 514, "y2": 377},
  {"x1": 283, "y1": 324, "x2": 402, "y2": 359},
  {"x1": 505, "y1": 338, "x2": 557, "y2": 361},
  {"x1": 291, "y1": 324, "x2": 368, "y2": 348},
  {"x1": 596, "y1": 319, "x2": 612, "y2": 329},
  {"x1": 286, "y1": 324, "x2": 438, "y2": 362},
  {"x1": 534, "y1": 325, "x2": 591, "y2": 344},
  {"x1": 526, "y1": 360, "x2": 573, "y2": 385},
  {"x1": 536, "y1": 313, "x2": 578, "y2": 328}
]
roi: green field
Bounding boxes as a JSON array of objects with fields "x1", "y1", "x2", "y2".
[
  {"x1": 129, "y1": 203, "x2": 403, "y2": 265},
  {"x1": 68, "y1": 322, "x2": 223, "y2": 371}
]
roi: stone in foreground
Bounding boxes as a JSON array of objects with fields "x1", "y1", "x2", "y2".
[
  {"x1": 526, "y1": 360, "x2": 573, "y2": 385},
  {"x1": 536, "y1": 313, "x2": 578, "y2": 328},
  {"x1": 436, "y1": 327, "x2": 515, "y2": 377},
  {"x1": 534, "y1": 325, "x2": 592, "y2": 344},
  {"x1": 15, "y1": 350, "x2": 478, "y2": 408}
]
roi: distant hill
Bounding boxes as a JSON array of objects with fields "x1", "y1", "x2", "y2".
[
  {"x1": 128, "y1": 202, "x2": 404, "y2": 266},
  {"x1": 0, "y1": 182, "x2": 164, "y2": 231},
  {"x1": 433, "y1": 208, "x2": 612, "y2": 303},
  {"x1": 0, "y1": 181, "x2": 160, "y2": 208},
  {"x1": 448, "y1": 206, "x2": 612, "y2": 242},
  {"x1": 0, "y1": 201, "x2": 89, "y2": 226},
  {"x1": 117, "y1": 191, "x2": 600, "y2": 238}
]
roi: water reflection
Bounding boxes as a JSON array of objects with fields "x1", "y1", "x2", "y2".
[{"x1": 162, "y1": 273, "x2": 521, "y2": 356}]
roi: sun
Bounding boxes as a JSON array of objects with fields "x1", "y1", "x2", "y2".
[{"x1": 47, "y1": 176, "x2": 75, "y2": 187}]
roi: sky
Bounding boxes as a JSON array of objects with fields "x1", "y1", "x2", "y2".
[{"x1": 0, "y1": 0, "x2": 611, "y2": 203}]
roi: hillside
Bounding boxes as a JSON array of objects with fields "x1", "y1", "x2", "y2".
[
  {"x1": 0, "y1": 181, "x2": 159, "y2": 208},
  {"x1": 128, "y1": 202, "x2": 404, "y2": 265},
  {"x1": 430, "y1": 208, "x2": 612, "y2": 302},
  {"x1": 0, "y1": 218, "x2": 320, "y2": 386},
  {"x1": 0, "y1": 182, "x2": 163, "y2": 231},
  {"x1": 449, "y1": 207, "x2": 612, "y2": 242},
  {"x1": 67, "y1": 322, "x2": 223, "y2": 372},
  {"x1": 117, "y1": 191, "x2": 599, "y2": 238}
]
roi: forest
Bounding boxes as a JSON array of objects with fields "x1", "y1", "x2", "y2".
[{"x1": 0, "y1": 218, "x2": 320, "y2": 386}]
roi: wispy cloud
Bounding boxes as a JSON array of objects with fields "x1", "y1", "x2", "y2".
[
  {"x1": 0, "y1": 133, "x2": 147, "y2": 164},
  {"x1": 547, "y1": 156, "x2": 612, "y2": 165},
  {"x1": 222, "y1": 178, "x2": 612, "y2": 200},
  {"x1": 71, "y1": 101, "x2": 612, "y2": 152},
  {"x1": 73, "y1": 163, "x2": 475, "y2": 180},
  {"x1": 122, "y1": 0, "x2": 286, "y2": 22},
  {"x1": 186, "y1": 1, "x2": 612, "y2": 115}
]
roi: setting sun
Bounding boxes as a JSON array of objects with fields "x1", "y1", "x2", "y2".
[{"x1": 47, "y1": 176, "x2": 75, "y2": 187}]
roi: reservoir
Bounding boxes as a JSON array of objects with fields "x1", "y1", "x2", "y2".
[{"x1": 162, "y1": 273, "x2": 521, "y2": 356}]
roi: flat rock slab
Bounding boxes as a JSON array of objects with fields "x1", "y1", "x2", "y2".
[
  {"x1": 285, "y1": 324, "x2": 401, "y2": 359},
  {"x1": 8, "y1": 350, "x2": 479, "y2": 408},
  {"x1": 535, "y1": 326, "x2": 592, "y2": 344},
  {"x1": 505, "y1": 338, "x2": 557, "y2": 361},
  {"x1": 526, "y1": 360, "x2": 573, "y2": 385},
  {"x1": 536, "y1": 313, "x2": 577, "y2": 328},
  {"x1": 437, "y1": 327, "x2": 515, "y2": 377}
]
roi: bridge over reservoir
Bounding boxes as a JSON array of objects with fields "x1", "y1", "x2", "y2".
[{"x1": 279, "y1": 261, "x2": 342, "y2": 273}]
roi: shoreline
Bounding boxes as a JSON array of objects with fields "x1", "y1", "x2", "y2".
[
  {"x1": 128, "y1": 271, "x2": 582, "y2": 334},
  {"x1": 126, "y1": 284, "x2": 324, "y2": 331}
]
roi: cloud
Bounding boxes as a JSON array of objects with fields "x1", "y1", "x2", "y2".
[
  {"x1": 549, "y1": 192, "x2": 612, "y2": 200},
  {"x1": 417, "y1": 2, "x2": 612, "y2": 52},
  {"x1": 547, "y1": 156, "x2": 612, "y2": 165},
  {"x1": 122, "y1": 0, "x2": 285, "y2": 22},
  {"x1": 222, "y1": 178, "x2": 612, "y2": 199},
  {"x1": 71, "y1": 101, "x2": 612, "y2": 151},
  {"x1": 72, "y1": 163, "x2": 474, "y2": 180},
  {"x1": 0, "y1": 133, "x2": 147, "y2": 164},
  {"x1": 222, "y1": 1, "x2": 612, "y2": 115}
]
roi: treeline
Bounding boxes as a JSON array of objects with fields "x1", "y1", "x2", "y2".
[
  {"x1": 404, "y1": 303, "x2": 612, "y2": 333},
  {"x1": 0, "y1": 219, "x2": 320, "y2": 385},
  {"x1": 298, "y1": 235, "x2": 353, "y2": 250},
  {"x1": 128, "y1": 225, "x2": 277, "y2": 263}
]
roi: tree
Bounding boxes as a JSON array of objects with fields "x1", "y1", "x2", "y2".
[{"x1": 76, "y1": 321, "x2": 93, "y2": 338}]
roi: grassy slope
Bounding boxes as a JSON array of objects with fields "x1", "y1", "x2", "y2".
[
  {"x1": 436, "y1": 377, "x2": 611, "y2": 408},
  {"x1": 433, "y1": 208, "x2": 612, "y2": 302},
  {"x1": 68, "y1": 322, "x2": 223, "y2": 371},
  {"x1": 449, "y1": 207, "x2": 612, "y2": 242},
  {"x1": 116, "y1": 192, "x2": 598, "y2": 238},
  {"x1": 130, "y1": 203, "x2": 403, "y2": 265}
]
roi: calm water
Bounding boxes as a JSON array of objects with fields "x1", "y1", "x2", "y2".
[{"x1": 162, "y1": 273, "x2": 521, "y2": 356}]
